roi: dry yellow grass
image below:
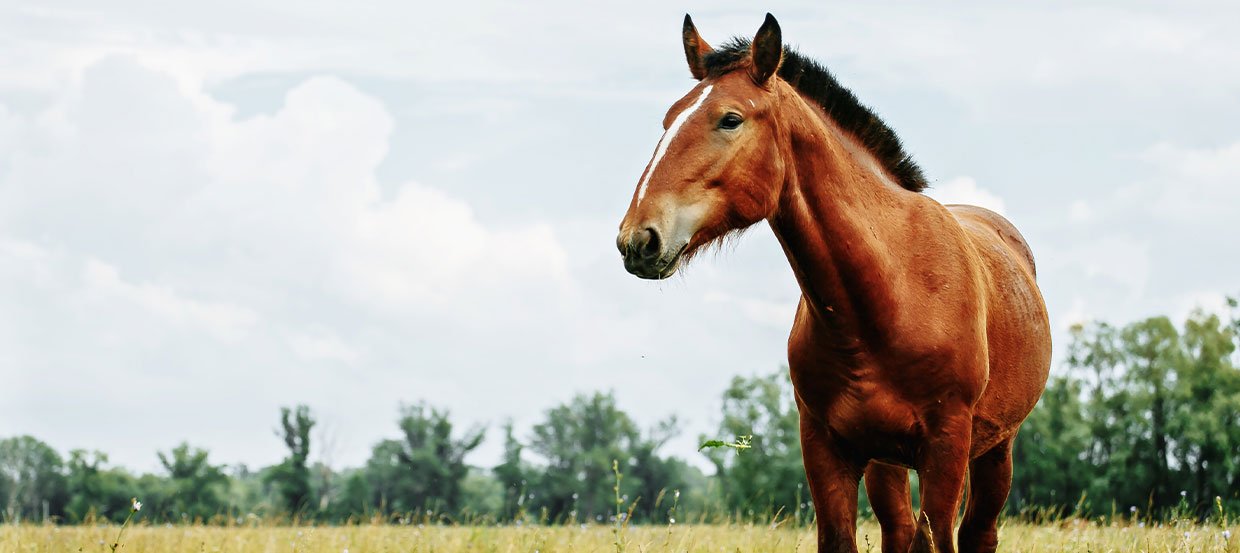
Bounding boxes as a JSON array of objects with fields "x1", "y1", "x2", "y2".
[{"x1": 2, "y1": 521, "x2": 1237, "y2": 552}]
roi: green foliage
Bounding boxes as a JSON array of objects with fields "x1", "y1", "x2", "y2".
[
  {"x1": 264, "y1": 405, "x2": 316, "y2": 515},
  {"x1": 0, "y1": 435, "x2": 67, "y2": 522},
  {"x1": 327, "y1": 469, "x2": 371, "y2": 521},
  {"x1": 492, "y1": 419, "x2": 528, "y2": 520},
  {"x1": 459, "y1": 467, "x2": 503, "y2": 520},
  {"x1": 224, "y1": 464, "x2": 271, "y2": 518},
  {"x1": 63, "y1": 450, "x2": 140, "y2": 523},
  {"x1": 704, "y1": 370, "x2": 808, "y2": 521},
  {"x1": 1012, "y1": 305, "x2": 1240, "y2": 517},
  {"x1": 624, "y1": 417, "x2": 695, "y2": 523},
  {"x1": 1011, "y1": 376, "x2": 1091, "y2": 510},
  {"x1": 156, "y1": 443, "x2": 228, "y2": 521},
  {"x1": 1174, "y1": 311, "x2": 1240, "y2": 507},
  {"x1": 697, "y1": 435, "x2": 752, "y2": 452},
  {"x1": 529, "y1": 391, "x2": 636, "y2": 522},
  {"x1": 527, "y1": 391, "x2": 693, "y2": 523},
  {"x1": 363, "y1": 402, "x2": 485, "y2": 516}
]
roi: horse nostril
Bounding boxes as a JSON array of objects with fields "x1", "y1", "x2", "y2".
[{"x1": 640, "y1": 227, "x2": 662, "y2": 259}]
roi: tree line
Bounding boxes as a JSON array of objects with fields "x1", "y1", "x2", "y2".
[
  {"x1": 3, "y1": 302, "x2": 1238, "y2": 525},
  {"x1": 1012, "y1": 301, "x2": 1240, "y2": 517}
]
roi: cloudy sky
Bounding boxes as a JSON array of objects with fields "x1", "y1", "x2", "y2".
[{"x1": 3, "y1": 1, "x2": 1239, "y2": 473}]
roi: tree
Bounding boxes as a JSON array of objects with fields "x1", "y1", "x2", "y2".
[
  {"x1": 1010, "y1": 376, "x2": 1090, "y2": 513},
  {"x1": 223, "y1": 464, "x2": 268, "y2": 519},
  {"x1": 62, "y1": 450, "x2": 139, "y2": 523},
  {"x1": 492, "y1": 420, "x2": 527, "y2": 520},
  {"x1": 63, "y1": 450, "x2": 106, "y2": 522},
  {"x1": 364, "y1": 438, "x2": 414, "y2": 513},
  {"x1": 333, "y1": 469, "x2": 371, "y2": 522},
  {"x1": 528, "y1": 391, "x2": 684, "y2": 523},
  {"x1": 626, "y1": 417, "x2": 696, "y2": 522},
  {"x1": 363, "y1": 402, "x2": 485, "y2": 516},
  {"x1": 459, "y1": 467, "x2": 503, "y2": 520},
  {"x1": 1012, "y1": 303, "x2": 1240, "y2": 517},
  {"x1": 529, "y1": 391, "x2": 638, "y2": 522},
  {"x1": 0, "y1": 436, "x2": 66, "y2": 522},
  {"x1": 265, "y1": 405, "x2": 316, "y2": 515},
  {"x1": 157, "y1": 443, "x2": 228, "y2": 521},
  {"x1": 1171, "y1": 309, "x2": 1240, "y2": 511},
  {"x1": 1121, "y1": 316, "x2": 1182, "y2": 509},
  {"x1": 705, "y1": 370, "x2": 807, "y2": 521}
]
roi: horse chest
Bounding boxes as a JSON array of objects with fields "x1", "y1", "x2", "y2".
[{"x1": 790, "y1": 365, "x2": 925, "y2": 461}]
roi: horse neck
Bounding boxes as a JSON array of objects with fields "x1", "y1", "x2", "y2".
[{"x1": 768, "y1": 89, "x2": 915, "y2": 350}]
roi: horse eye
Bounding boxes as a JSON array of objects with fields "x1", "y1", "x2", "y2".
[{"x1": 719, "y1": 113, "x2": 743, "y2": 130}]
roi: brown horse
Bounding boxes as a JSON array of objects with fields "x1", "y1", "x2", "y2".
[{"x1": 616, "y1": 14, "x2": 1051, "y2": 553}]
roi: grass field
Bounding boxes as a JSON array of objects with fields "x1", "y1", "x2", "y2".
[{"x1": 3, "y1": 521, "x2": 1237, "y2": 553}]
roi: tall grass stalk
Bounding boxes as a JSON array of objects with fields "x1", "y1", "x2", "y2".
[{"x1": 108, "y1": 498, "x2": 141, "y2": 552}]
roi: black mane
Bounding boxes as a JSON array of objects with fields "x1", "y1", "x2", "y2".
[{"x1": 703, "y1": 39, "x2": 929, "y2": 193}]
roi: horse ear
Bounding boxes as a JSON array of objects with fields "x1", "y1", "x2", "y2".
[
  {"x1": 682, "y1": 14, "x2": 712, "y2": 80},
  {"x1": 749, "y1": 13, "x2": 783, "y2": 85}
]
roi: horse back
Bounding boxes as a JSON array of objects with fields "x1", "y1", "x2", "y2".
[{"x1": 944, "y1": 204, "x2": 1037, "y2": 279}]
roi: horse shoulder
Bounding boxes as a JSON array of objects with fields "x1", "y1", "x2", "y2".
[{"x1": 884, "y1": 199, "x2": 989, "y2": 351}]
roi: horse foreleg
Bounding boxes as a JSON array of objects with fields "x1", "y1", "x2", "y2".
[
  {"x1": 957, "y1": 438, "x2": 1014, "y2": 553},
  {"x1": 800, "y1": 414, "x2": 864, "y2": 553},
  {"x1": 914, "y1": 407, "x2": 973, "y2": 553},
  {"x1": 864, "y1": 461, "x2": 915, "y2": 553}
]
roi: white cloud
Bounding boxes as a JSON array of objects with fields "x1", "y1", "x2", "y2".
[
  {"x1": 703, "y1": 291, "x2": 796, "y2": 329},
  {"x1": 800, "y1": 4, "x2": 1240, "y2": 118},
  {"x1": 0, "y1": 1, "x2": 678, "y2": 98},
  {"x1": 197, "y1": 74, "x2": 572, "y2": 315},
  {"x1": 1169, "y1": 290, "x2": 1231, "y2": 326},
  {"x1": 82, "y1": 258, "x2": 259, "y2": 342},
  {"x1": 2, "y1": 60, "x2": 571, "y2": 318},
  {"x1": 286, "y1": 328, "x2": 363, "y2": 365},
  {"x1": 1068, "y1": 200, "x2": 1093, "y2": 223},
  {"x1": 1044, "y1": 235, "x2": 1151, "y2": 300},
  {"x1": 1136, "y1": 141, "x2": 1240, "y2": 219},
  {"x1": 1058, "y1": 296, "x2": 1091, "y2": 332},
  {"x1": 0, "y1": 237, "x2": 50, "y2": 264},
  {"x1": 335, "y1": 183, "x2": 571, "y2": 311},
  {"x1": 926, "y1": 176, "x2": 1007, "y2": 215},
  {"x1": 0, "y1": 54, "x2": 579, "y2": 469},
  {"x1": 1144, "y1": 141, "x2": 1240, "y2": 181}
]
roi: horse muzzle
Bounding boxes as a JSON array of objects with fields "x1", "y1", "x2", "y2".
[{"x1": 617, "y1": 226, "x2": 686, "y2": 280}]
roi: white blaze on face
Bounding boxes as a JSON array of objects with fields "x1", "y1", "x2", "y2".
[{"x1": 635, "y1": 84, "x2": 714, "y2": 206}]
